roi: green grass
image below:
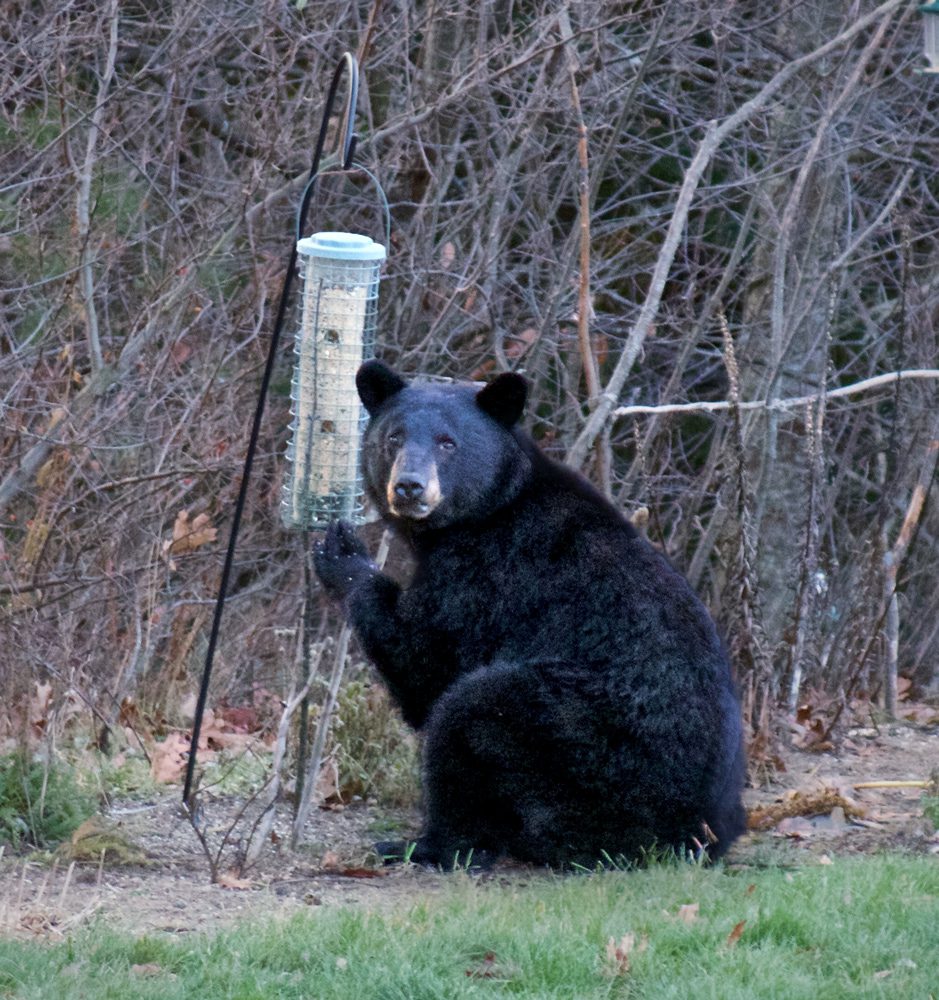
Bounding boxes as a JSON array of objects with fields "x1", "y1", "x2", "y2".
[
  {"x1": 0, "y1": 856, "x2": 937, "y2": 998},
  {"x1": 0, "y1": 754, "x2": 96, "y2": 850},
  {"x1": 923, "y1": 793, "x2": 939, "y2": 833}
]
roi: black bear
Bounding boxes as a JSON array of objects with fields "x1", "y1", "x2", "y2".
[{"x1": 314, "y1": 360, "x2": 746, "y2": 868}]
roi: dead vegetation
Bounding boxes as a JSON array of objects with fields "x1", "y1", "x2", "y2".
[{"x1": 1, "y1": 0, "x2": 939, "y2": 850}]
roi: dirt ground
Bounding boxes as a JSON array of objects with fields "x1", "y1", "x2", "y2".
[{"x1": 1, "y1": 717, "x2": 937, "y2": 942}]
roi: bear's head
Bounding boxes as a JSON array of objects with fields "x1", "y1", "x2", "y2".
[{"x1": 356, "y1": 360, "x2": 532, "y2": 529}]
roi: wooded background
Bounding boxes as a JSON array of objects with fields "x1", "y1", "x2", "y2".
[{"x1": 2, "y1": 0, "x2": 938, "y2": 752}]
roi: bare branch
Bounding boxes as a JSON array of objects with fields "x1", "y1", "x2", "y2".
[
  {"x1": 75, "y1": 0, "x2": 119, "y2": 379},
  {"x1": 610, "y1": 370, "x2": 939, "y2": 420}
]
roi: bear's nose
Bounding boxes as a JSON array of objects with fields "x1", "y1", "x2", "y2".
[{"x1": 394, "y1": 477, "x2": 425, "y2": 501}]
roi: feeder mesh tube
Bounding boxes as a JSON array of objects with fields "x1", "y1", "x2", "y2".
[
  {"x1": 928, "y1": 16, "x2": 939, "y2": 70},
  {"x1": 282, "y1": 234, "x2": 384, "y2": 530}
]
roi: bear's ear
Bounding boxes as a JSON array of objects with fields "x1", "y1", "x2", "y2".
[
  {"x1": 356, "y1": 360, "x2": 407, "y2": 416},
  {"x1": 476, "y1": 372, "x2": 528, "y2": 428}
]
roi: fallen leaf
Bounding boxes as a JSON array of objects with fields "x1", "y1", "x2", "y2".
[
  {"x1": 30, "y1": 681, "x2": 53, "y2": 737},
  {"x1": 505, "y1": 327, "x2": 538, "y2": 360},
  {"x1": 150, "y1": 732, "x2": 192, "y2": 783},
  {"x1": 901, "y1": 702, "x2": 939, "y2": 725},
  {"x1": 217, "y1": 871, "x2": 254, "y2": 890},
  {"x1": 320, "y1": 850, "x2": 342, "y2": 871},
  {"x1": 792, "y1": 689, "x2": 837, "y2": 750},
  {"x1": 725, "y1": 920, "x2": 746, "y2": 948},
  {"x1": 604, "y1": 933, "x2": 647, "y2": 976},
  {"x1": 204, "y1": 729, "x2": 255, "y2": 752},
  {"x1": 162, "y1": 510, "x2": 218, "y2": 568},
  {"x1": 131, "y1": 964, "x2": 164, "y2": 977},
  {"x1": 466, "y1": 951, "x2": 499, "y2": 979},
  {"x1": 465, "y1": 951, "x2": 518, "y2": 981},
  {"x1": 315, "y1": 757, "x2": 341, "y2": 803},
  {"x1": 775, "y1": 816, "x2": 815, "y2": 838},
  {"x1": 338, "y1": 867, "x2": 390, "y2": 879},
  {"x1": 19, "y1": 913, "x2": 59, "y2": 936},
  {"x1": 217, "y1": 705, "x2": 260, "y2": 732}
]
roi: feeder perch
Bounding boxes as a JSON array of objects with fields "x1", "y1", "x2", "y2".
[{"x1": 282, "y1": 231, "x2": 386, "y2": 529}]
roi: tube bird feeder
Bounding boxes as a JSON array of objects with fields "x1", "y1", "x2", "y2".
[
  {"x1": 922, "y1": 2, "x2": 939, "y2": 72},
  {"x1": 281, "y1": 231, "x2": 386, "y2": 530}
]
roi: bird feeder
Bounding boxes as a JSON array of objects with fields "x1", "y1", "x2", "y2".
[
  {"x1": 183, "y1": 52, "x2": 390, "y2": 814},
  {"x1": 281, "y1": 231, "x2": 386, "y2": 530},
  {"x1": 922, "y1": 1, "x2": 939, "y2": 72}
]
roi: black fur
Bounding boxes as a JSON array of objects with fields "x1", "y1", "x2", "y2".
[{"x1": 314, "y1": 361, "x2": 746, "y2": 868}]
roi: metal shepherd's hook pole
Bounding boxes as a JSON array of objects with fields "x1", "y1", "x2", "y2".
[{"x1": 182, "y1": 53, "x2": 360, "y2": 811}]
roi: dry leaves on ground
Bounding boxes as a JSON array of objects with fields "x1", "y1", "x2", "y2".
[{"x1": 604, "y1": 933, "x2": 648, "y2": 977}]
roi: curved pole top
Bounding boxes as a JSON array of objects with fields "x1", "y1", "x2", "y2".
[{"x1": 331, "y1": 51, "x2": 359, "y2": 171}]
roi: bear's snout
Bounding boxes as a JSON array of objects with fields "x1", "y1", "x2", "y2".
[
  {"x1": 386, "y1": 449, "x2": 442, "y2": 519},
  {"x1": 394, "y1": 476, "x2": 425, "y2": 501}
]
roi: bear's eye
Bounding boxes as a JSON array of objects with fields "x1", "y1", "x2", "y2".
[
  {"x1": 436, "y1": 435, "x2": 456, "y2": 452},
  {"x1": 386, "y1": 430, "x2": 403, "y2": 449}
]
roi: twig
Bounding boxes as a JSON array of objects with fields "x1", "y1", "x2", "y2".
[
  {"x1": 825, "y1": 168, "x2": 914, "y2": 277},
  {"x1": 355, "y1": 0, "x2": 386, "y2": 67},
  {"x1": 716, "y1": 310, "x2": 770, "y2": 699},
  {"x1": 16, "y1": 861, "x2": 28, "y2": 911},
  {"x1": 883, "y1": 437, "x2": 939, "y2": 716},
  {"x1": 293, "y1": 545, "x2": 323, "y2": 812},
  {"x1": 35, "y1": 860, "x2": 54, "y2": 906},
  {"x1": 853, "y1": 780, "x2": 931, "y2": 790},
  {"x1": 608, "y1": 370, "x2": 939, "y2": 420},
  {"x1": 75, "y1": 0, "x2": 119, "y2": 379},
  {"x1": 558, "y1": 9, "x2": 600, "y2": 406},
  {"x1": 787, "y1": 399, "x2": 824, "y2": 713},
  {"x1": 57, "y1": 862, "x2": 75, "y2": 908}
]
